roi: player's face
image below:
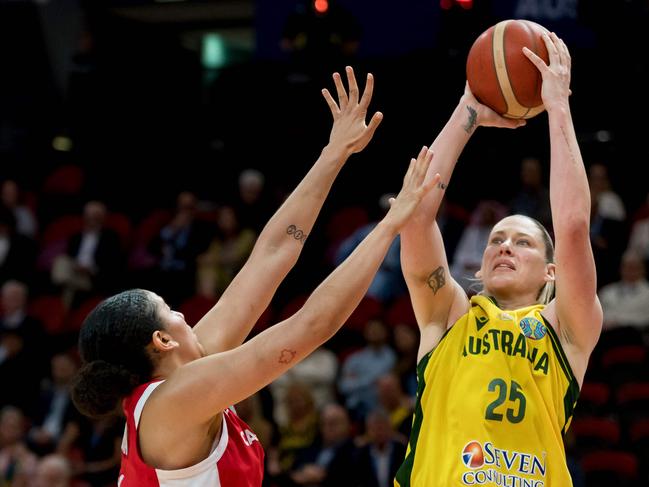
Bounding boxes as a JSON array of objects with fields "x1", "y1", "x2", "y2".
[
  {"x1": 479, "y1": 216, "x2": 552, "y2": 299},
  {"x1": 149, "y1": 293, "x2": 205, "y2": 362}
]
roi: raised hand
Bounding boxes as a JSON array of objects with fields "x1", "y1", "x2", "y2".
[
  {"x1": 322, "y1": 66, "x2": 384, "y2": 156},
  {"x1": 384, "y1": 146, "x2": 438, "y2": 231},
  {"x1": 523, "y1": 32, "x2": 571, "y2": 112},
  {"x1": 461, "y1": 82, "x2": 526, "y2": 130}
]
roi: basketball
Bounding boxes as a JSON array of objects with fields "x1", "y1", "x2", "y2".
[{"x1": 466, "y1": 19, "x2": 550, "y2": 119}]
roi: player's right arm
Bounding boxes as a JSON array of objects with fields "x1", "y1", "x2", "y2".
[{"x1": 401, "y1": 87, "x2": 525, "y2": 359}]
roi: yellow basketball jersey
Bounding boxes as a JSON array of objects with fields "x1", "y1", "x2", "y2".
[{"x1": 395, "y1": 295, "x2": 579, "y2": 487}]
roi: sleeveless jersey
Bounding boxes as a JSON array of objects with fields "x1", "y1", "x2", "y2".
[
  {"x1": 395, "y1": 295, "x2": 580, "y2": 487},
  {"x1": 119, "y1": 381, "x2": 265, "y2": 487}
]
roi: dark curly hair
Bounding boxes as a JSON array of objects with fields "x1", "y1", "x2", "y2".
[{"x1": 71, "y1": 289, "x2": 163, "y2": 418}]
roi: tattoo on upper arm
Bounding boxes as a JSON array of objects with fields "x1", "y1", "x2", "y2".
[
  {"x1": 286, "y1": 225, "x2": 308, "y2": 244},
  {"x1": 279, "y1": 349, "x2": 297, "y2": 364},
  {"x1": 463, "y1": 106, "x2": 478, "y2": 134},
  {"x1": 427, "y1": 266, "x2": 446, "y2": 294}
]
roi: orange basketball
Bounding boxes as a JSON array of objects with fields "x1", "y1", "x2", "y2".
[{"x1": 466, "y1": 19, "x2": 550, "y2": 119}]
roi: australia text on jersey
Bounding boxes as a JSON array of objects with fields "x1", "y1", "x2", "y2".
[{"x1": 461, "y1": 329, "x2": 549, "y2": 375}]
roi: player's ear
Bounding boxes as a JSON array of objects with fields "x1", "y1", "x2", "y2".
[{"x1": 151, "y1": 330, "x2": 179, "y2": 352}]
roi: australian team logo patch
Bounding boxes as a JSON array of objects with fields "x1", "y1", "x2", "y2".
[{"x1": 519, "y1": 317, "x2": 547, "y2": 340}]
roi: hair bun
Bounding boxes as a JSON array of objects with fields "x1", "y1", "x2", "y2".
[{"x1": 71, "y1": 360, "x2": 140, "y2": 418}]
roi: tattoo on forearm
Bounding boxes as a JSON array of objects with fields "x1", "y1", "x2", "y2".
[
  {"x1": 559, "y1": 126, "x2": 579, "y2": 167},
  {"x1": 427, "y1": 266, "x2": 446, "y2": 294},
  {"x1": 286, "y1": 225, "x2": 308, "y2": 244},
  {"x1": 438, "y1": 181, "x2": 447, "y2": 190},
  {"x1": 279, "y1": 349, "x2": 297, "y2": 364},
  {"x1": 463, "y1": 106, "x2": 478, "y2": 134}
]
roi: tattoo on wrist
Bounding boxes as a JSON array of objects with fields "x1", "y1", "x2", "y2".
[
  {"x1": 279, "y1": 349, "x2": 297, "y2": 364},
  {"x1": 438, "y1": 181, "x2": 447, "y2": 190},
  {"x1": 463, "y1": 106, "x2": 478, "y2": 134},
  {"x1": 286, "y1": 225, "x2": 308, "y2": 244},
  {"x1": 427, "y1": 266, "x2": 446, "y2": 294}
]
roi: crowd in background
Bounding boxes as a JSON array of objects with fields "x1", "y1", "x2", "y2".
[
  {"x1": 2, "y1": 1, "x2": 649, "y2": 486},
  {"x1": 1, "y1": 154, "x2": 649, "y2": 486}
]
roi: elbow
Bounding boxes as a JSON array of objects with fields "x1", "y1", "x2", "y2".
[{"x1": 554, "y1": 213, "x2": 590, "y2": 239}]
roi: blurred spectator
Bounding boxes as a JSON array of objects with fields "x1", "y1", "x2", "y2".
[
  {"x1": 235, "y1": 169, "x2": 272, "y2": 233},
  {"x1": 270, "y1": 345, "x2": 338, "y2": 427},
  {"x1": 0, "y1": 206, "x2": 36, "y2": 286},
  {"x1": 451, "y1": 200, "x2": 508, "y2": 293},
  {"x1": 347, "y1": 409, "x2": 406, "y2": 487},
  {"x1": 149, "y1": 191, "x2": 213, "y2": 306},
  {"x1": 335, "y1": 194, "x2": 406, "y2": 303},
  {"x1": 51, "y1": 201, "x2": 123, "y2": 307},
  {"x1": 627, "y1": 195, "x2": 649, "y2": 265},
  {"x1": 0, "y1": 406, "x2": 38, "y2": 487},
  {"x1": 589, "y1": 162, "x2": 627, "y2": 222},
  {"x1": 338, "y1": 320, "x2": 396, "y2": 420},
  {"x1": 32, "y1": 454, "x2": 72, "y2": 487},
  {"x1": 235, "y1": 393, "x2": 274, "y2": 449},
  {"x1": 0, "y1": 180, "x2": 37, "y2": 238},
  {"x1": 290, "y1": 403, "x2": 354, "y2": 487},
  {"x1": 437, "y1": 200, "x2": 470, "y2": 264},
  {"x1": 376, "y1": 373, "x2": 414, "y2": 441},
  {"x1": 58, "y1": 416, "x2": 122, "y2": 487},
  {"x1": 28, "y1": 352, "x2": 81, "y2": 456},
  {"x1": 599, "y1": 251, "x2": 649, "y2": 332},
  {"x1": 196, "y1": 205, "x2": 256, "y2": 296},
  {"x1": 269, "y1": 382, "x2": 319, "y2": 477},
  {"x1": 0, "y1": 280, "x2": 44, "y2": 409},
  {"x1": 588, "y1": 162, "x2": 628, "y2": 286},
  {"x1": 509, "y1": 157, "x2": 552, "y2": 229},
  {"x1": 392, "y1": 323, "x2": 419, "y2": 397}
]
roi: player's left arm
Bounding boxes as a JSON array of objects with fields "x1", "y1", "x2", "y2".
[
  {"x1": 525, "y1": 33, "x2": 603, "y2": 358},
  {"x1": 193, "y1": 67, "x2": 383, "y2": 355}
]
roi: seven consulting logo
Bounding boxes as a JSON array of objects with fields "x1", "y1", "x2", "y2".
[
  {"x1": 462, "y1": 441, "x2": 485, "y2": 468},
  {"x1": 460, "y1": 441, "x2": 547, "y2": 486},
  {"x1": 519, "y1": 317, "x2": 547, "y2": 340}
]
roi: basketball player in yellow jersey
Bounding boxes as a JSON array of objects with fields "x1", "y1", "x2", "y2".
[{"x1": 396, "y1": 33, "x2": 602, "y2": 487}]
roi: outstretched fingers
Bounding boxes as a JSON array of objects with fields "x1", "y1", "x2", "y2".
[
  {"x1": 332, "y1": 72, "x2": 348, "y2": 111},
  {"x1": 359, "y1": 73, "x2": 375, "y2": 110},
  {"x1": 366, "y1": 111, "x2": 384, "y2": 137},
  {"x1": 321, "y1": 88, "x2": 340, "y2": 117},
  {"x1": 345, "y1": 66, "x2": 359, "y2": 106}
]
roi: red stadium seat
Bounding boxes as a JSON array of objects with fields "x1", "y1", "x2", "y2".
[
  {"x1": 179, "y1": 294, "x2": 218, "y2": 327},
  {"x1": 581, "y1": 450, "x2": 638, "y2": 484},
  {"x1": 345, "y1": 296, "x2": 383, "y2": 331},
  {"x1": 28, "y1": 295, "x2": 67, "y2": 334},
  {"x1": 42, "y1": 165, "x2": 84, "y2": 195},
  {"x1": 571, "y1": 417, "x2": 621, "y2": 449},
  {"x1": 385, "y1": 294, "x2": 417, "y2": 327},
  {"x1": 601, "y1": 345, "x2": 646, "y2": 368},
  {"x1": 576, "y1": 382, "x2": 611, "y2": 416},
  {"x1": 105, "y1": 212, "x2": 133, "y2": 249},
  {"x1": 67, "y1": 296, "x2": 105, "y2": 332},
  {"x1": 325, "y1": 206, "x2": 369, "y2": 244}
]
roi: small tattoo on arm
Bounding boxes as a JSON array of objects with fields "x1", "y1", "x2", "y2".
[
  {"x1": 286, "y1": 225, "x2": 308, "y2": 244},
  {"x1": 463, "y1": 106, "x2": 478, "y2": 134},
  {"x1": 427, "y1": 266, "x2": 446, "y2": 295},
  {"x1": 559, "y1": 126, "x2": 579, "y2": 167},
  {"x1": 279, "y1": 349, "x2": 297, "y2": 364},
  {"x1": 438, "y1": 181, "x2": 447, "y2": 190}
]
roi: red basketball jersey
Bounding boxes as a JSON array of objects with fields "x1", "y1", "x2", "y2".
[{"x1": 118, "y1": 381, "x2": 265, "y2": 486}]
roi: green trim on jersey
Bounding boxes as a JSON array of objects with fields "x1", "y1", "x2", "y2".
[{"x1": 395, "y1": 351, "x2": 432, "y2": 487}]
